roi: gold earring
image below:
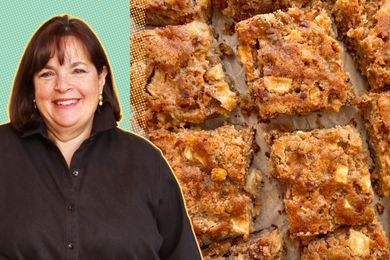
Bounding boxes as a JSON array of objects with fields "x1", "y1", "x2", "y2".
[
  {"x1": 99, "y1": 93, "x2": 103, "y2": 106},
  {"x1": 33, "y1": 99, "x2": 36, "y2": 109}
]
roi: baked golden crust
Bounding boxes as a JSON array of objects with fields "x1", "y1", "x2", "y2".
[
  {"x1": 213, "y1": 0, "x2": 311, "y2": 21},
  {"x1": 270, "y1": 126, "x2": 375, "y2": 237},
  {"x1": 301, "y1": 219, "x2": 390, "y2": 259},
  {"x1": 203, "y1": 228, "x2": 284, "y2": 259},
  {"x1": 332, "y1": 0, "x2": 390, "y2": 90},
  {"x1": 149, "y1": 126, "x2": 258, "y2": 244},
  {"x1": 236, "y1": 7, "x2": 352, "y2": 120},
  {"x1": 357, "y1": 92, "x2": 390, "y2": 196},
  {"x1": 130, "y1": 21, "x2": 238, "y2": 131},
  {"x1": 130, "y1": 0, "x2": 211, "y2": 26}
]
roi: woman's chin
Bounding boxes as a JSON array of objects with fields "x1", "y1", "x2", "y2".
[
  {"x1": 44, "y1": 109, "x2": 95, "y2": 133},
  {"x1": 50, "y1": 111, "x2": 90, "y2": 129},
  {"x1": 52, "y1": 117, "x2": 83, "y2": 129}
]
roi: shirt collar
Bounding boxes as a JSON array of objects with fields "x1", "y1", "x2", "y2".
[{"x1": 21, "y1": 104, "x2": 117, "y2": 139}]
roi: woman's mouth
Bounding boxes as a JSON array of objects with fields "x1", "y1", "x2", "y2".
[{"x1": 53, "y1": 99, "x2": 80, "y2": 107}]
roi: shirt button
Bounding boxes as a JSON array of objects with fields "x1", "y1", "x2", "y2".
[
  {"x1": 68, "y1": 243, "x2": 74, "y2": 249},
  {"x1": 72, "y1": 170, "x2": 79, "y2": 177},
  {"x1": 68, "y1": 204, "x2": 74, "y2": 211}
]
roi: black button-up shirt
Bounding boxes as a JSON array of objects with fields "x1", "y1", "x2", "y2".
[{"x1": 0, "y1": 105, "x2": 201, "y2": 260}]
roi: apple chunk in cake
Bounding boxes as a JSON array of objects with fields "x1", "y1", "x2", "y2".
[
  {"x1": 149, "y1": 126, "x2": 260, "y2": 244},
  {"x1": 236, "y1": 7, "x2": 352, "y2": 120}
]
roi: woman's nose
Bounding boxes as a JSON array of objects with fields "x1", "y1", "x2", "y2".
[{"x1": 54, "y1": 74, "x2": 72, "y2": 92}]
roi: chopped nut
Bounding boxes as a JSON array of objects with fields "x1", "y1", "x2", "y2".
[
  {"x1": 211, "y1": 168, "x2": 228, "y2": 181},
  {"x1": 263, "y1": 76, "x2": 292, "y2": 94},
  {"x1": 219, "y1": 42, "x2": 234, "y2": 56},
  {"x1": 375, "y1": 203, "x2": 385, "y2": 215},
  {"x1": 224, "y1": 22, "x2": 235, "y2": 35},
  {"x1": 348, "y1": 229, "x2": 370, "y2": 257},
  {"x1": 210, "y1": 26, "x2": 219, "y2": 39}
]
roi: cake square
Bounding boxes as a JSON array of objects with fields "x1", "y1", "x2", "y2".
[
  {"x1": 270, "y1": 126, "x2": 375, "y2": 237},
  {"x1": 149, "y1": 126, "x2": 260, "y2": 244},
  {"x1": 358, "y1": 92, "x2": 390, "y2": 196},
  {"x1": 236, "y1": 7, "x2": 352, "y2": 120},
  {"x1": 213, "y1": 0, "x2": 311, "y2": 21},
  {"x1": 301, "y1": 219, "x2": 390, "y2": 259},
  {"x1": 130, "y1": 21, "x2": 238, "y2": 131},
  {"x1": 130, "y1": 0, "x2": 211, "y2": 26},
  {"x1": 332, "y1": 0, "x2": 390, "y2": 90},
  {"x1": 203, "y1": 228, "x2": 284, "y2": 259}
]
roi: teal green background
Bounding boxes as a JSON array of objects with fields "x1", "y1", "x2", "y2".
[{"x1": 0, "y1": 0, "x2": 130, "y2": 129}]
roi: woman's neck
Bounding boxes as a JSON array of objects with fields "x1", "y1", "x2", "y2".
[{"x1": 47, "y1": 120, "x2": 93, "y2": 167}]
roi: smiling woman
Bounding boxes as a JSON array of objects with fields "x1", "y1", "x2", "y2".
[
  {"x1": 0, "y1": 15, "x2": 201, "y2": 260},
  {"x1": 32, "y1": 36, "x2": 108, "y2": 165}
]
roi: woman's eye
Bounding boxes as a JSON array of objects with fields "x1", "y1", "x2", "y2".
[
  {"x1": 73, "y1": 69, "x2": 86, "y2": 74},
  {"x1": 39, "y1": 71, "x2": 55, "y2": 78}
]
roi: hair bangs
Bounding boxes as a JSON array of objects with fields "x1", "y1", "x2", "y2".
[{"x1": 32, "y1": 32, "x2": 92, "y2": 74}]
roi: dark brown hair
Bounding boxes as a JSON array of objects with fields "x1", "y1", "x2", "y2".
[{"x1": 9, "y1": 14, "x2": 121, "y2": 131}]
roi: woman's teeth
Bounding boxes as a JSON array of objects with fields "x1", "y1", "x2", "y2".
[{"x1": 55, "y1": 99, "x2": 78, "y2": 106}]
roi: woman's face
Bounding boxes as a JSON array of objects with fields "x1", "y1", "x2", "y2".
[{"x1": 33, "y1": 36, "x2": 107, "y2": 135}]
